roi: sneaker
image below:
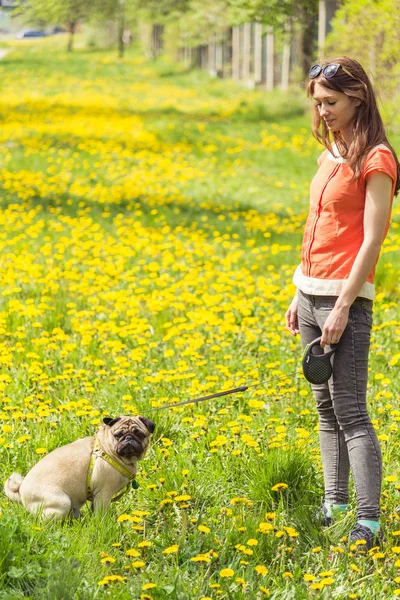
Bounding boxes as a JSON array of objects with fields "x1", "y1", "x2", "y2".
[
  {"x1": 349, "y1": 524, "x2": 384, "y2": 550},
  {"x1": 318, "y1": 503, "x2": 333, "y2": 527}
]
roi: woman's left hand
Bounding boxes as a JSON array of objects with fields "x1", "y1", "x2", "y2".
[{"x1": 320, "y1": 305, "x2": 349, "y2": 348}]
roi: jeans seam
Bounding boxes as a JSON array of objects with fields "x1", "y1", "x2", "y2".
[
  {"x1": 350, "y1": 308, "x2": 381, "y2": 520},
  {"x1": 334, "y1": 423, "x2": 340, "y2": 503}
]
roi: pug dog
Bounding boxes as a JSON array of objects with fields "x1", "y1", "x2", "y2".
[{"x1": 4, "y1": 415, "x2": 155, "y2": 520}]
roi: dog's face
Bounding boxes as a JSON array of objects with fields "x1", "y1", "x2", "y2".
[{"x1": 103, "y1": 415, "x2": 155, "y2": 460}]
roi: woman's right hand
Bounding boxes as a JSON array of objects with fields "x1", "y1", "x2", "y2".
[{"x1": 285, "y1": 294, "x2": 300, "y2": 336}]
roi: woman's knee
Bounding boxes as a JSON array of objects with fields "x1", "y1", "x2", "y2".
[{"x1": 334, "y1": 406, "x2": 372, "y2": 435}]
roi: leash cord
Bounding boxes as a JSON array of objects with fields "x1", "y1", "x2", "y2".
[{"x1": 144, "y1": 370, "x2": 300, "y2": 413}]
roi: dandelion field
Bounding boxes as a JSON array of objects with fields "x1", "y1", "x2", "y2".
[{"x1": 0, "y1": 37, "x2": 400, "y2": 600}]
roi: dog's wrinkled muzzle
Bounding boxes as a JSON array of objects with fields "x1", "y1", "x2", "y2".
[{"x1": 118, "y1": 437, "x2": 143, "y2": 458}]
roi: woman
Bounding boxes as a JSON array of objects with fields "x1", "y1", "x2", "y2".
[{"x1": 286, "y1": 57, "x2": 399, "y2": 549}]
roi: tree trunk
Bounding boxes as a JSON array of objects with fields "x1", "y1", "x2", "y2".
[
  {"x1": 281, "y1": 19, "x2": 291, "y2": 91},
  {"x1": 232, "y1": 26, "x2": 240, "y2": 80},
  {"x1": 67, "y1": 22, "x2": 77, "y2": 52},
  {"x1": 215, "y1": 43, "x2": 223, "y2": 77},
  {"x1": 242, "y1": 22, "x2": 251, "y2": 83},
  {"x1": 254, "y1": 23, "x2": 262, "y2": 84},
  {"x1": 208, "y1": 36, "x2": 216, "y2": 77},
  {"x1": 266, "y1": 26, "x2": 274, "y2": 91},
  {"x1": 318, "y1": 0, "x2": 327, "y2": 53},
  {"x1": 118, "y1": 2, "x2": 125, "y2": 58},
  {"x1": 298, "y1": 3, "x2": 318, "y2": 76}
]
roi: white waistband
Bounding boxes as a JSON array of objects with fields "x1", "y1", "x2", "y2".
[{"x1": 293, "y1": 265, "x2": 375, "y2": 300}]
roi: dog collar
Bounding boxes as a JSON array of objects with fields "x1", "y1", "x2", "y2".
[{"x1": 87, "y1": 437, "x2": 139, "y2": 502}]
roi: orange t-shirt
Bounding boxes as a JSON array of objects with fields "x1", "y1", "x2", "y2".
[{"x1": 294, "y1": 143, "x2": 397, "y2": 300}]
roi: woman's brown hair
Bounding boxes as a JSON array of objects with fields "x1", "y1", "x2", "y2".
[{"x1": 307, "y1": 56, "x2": 400, "y2": 196}]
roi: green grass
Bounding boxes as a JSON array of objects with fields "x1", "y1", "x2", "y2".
[{"x1": 0, "y1": 37, "x2": 399, "y2": 600}]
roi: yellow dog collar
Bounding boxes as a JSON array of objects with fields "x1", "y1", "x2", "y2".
[{"x1": 87, "y1": 437, "x2": 139, "y2": 502}]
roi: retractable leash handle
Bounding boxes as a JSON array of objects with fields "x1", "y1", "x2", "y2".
[{"x1": 302, "y1": 336, "x2": 338, "y2": 384}]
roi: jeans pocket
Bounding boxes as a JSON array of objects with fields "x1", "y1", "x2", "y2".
[
  {"x1": 363, "y1": 309, "x2": 373, "y2": 328},
  {"x1": 314, "y1": 296, "x2": 337, "y2": 311},
  {"x1": 350, "y1": 306, "x2": 373, "y2": 329}
]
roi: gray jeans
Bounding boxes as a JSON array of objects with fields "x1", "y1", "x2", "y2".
[{"x1": 297, "y1": 290, "x2": 381, "y2": 521}]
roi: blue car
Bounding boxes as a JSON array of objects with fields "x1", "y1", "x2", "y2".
[{"x1": 16, "y1": 30, "x2": 47, "y2": 39}]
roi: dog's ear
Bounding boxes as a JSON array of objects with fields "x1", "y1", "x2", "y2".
[
  {"x1": 138, "y1": 416, "x2": 156, "y2": 433},
  {"x1": 103, "y1": 417, "x2": 121, "y2": 427}
]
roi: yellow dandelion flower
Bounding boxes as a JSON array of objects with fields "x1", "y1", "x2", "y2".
[
  {"x1": 174, "y1": 494, "x2": 191, "y2": 502},
  {"x1": 117, "y1": 514, "x2": 134, "y2": 523},
  {"x1": 16, "y1": 435, "x2": 31, "y2": 443},
  {"x1": 219, "y1": 568, "x2": 235, "y2": 577},
  {"x1": 98, "y1": 575, "x2": 127, "y2": 585},
  {"x1": 271, "y1": 483, "x2": 288, "y2": 492},
  {"x1": 142, "y1": 583, "x2": 156, "y2": 590},
  {"x1": 283, "y1": 526, "x2": 298, "y2": 538},
  {"x1": 162, "y1": 545, "x2": 179, "y2": 555},
  {"x1": 198, "y1": 525, "x2": 210, "y2": 533},
  {"x1": 100, "y1": 556, "x2": 115, "y2": 563},
  {"x1": 330, "y1": 546, "x2": 344, "y2": 553},
  {"x1": 137, "y1": 541, "x2": 152, "y2": 548},
  {"x1": 258, "y1": 522, "x2": 274, "y2": 533},
  {"x1": 255, "y1": 565, "x2": 268, "y2": 576},
  {"x1": 247, "y1": 538, "x2": 258, "y2": 546},
  {"x1": 190, "y1": 554, "x2": 211, "y2": 563},
  {"x1": 311, "y1": 582, "x2": 324, "y2": 590}
]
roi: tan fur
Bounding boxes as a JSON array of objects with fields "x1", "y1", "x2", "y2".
[{"x1": 3, "y1": 415, "x2": 154, "y2": 520}]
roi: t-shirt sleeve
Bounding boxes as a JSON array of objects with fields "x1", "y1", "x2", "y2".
[
  {"x1": 362, "y1": 146, "x2": 397, "y2": 188},
  {"x1": 317, "y1": 149, "x2": 328, "y2": 167}
]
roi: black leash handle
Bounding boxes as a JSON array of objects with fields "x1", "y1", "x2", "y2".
[{"x1": 145, "y1": 385, "x2": 249, "y2": 413}]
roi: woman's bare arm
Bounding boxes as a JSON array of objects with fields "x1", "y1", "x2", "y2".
[{"x1": 320, "y1": 171, "x2": 393, "y2": 347}]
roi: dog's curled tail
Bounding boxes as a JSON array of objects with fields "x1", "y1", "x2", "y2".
[{"x1": 4, "y1": 473, "x2": 24, "y2": 503}]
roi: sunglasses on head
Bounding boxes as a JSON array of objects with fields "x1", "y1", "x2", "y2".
[{"x1": 309, "y1": 63, "x2": 355, "y2": 80}]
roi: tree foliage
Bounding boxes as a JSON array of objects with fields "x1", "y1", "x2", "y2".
[
  {"x1": 325, "y1": 0, "x2": 400, "y2": 97},
  {"x1": 14, "y1": 0, "x2": 92, "y2": 50},
  {"x1": 226, "y1": 0, "x2": 318, "y2": 30},
  {"x1": 138, "y1": 0, "x2": 191, "y2": 23},
  {"x1": 177, "y1": 0, "x2": 229, "y2": 46}
]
